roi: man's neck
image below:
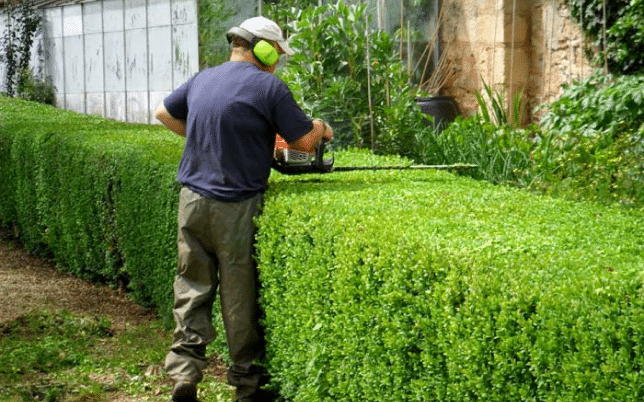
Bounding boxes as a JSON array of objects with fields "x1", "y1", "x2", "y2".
[{"x1": 230, "y1": 49, "x2": 274, "y2": 73}]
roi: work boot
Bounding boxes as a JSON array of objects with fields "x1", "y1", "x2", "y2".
[{"x1": 172, "y1": 382, "x2": 198, "y2": 402}]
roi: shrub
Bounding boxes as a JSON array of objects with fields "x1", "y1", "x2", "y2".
[
  {"x1": 257, "y1": 161, "x2": 644, "y2": 401},
  {"x1": 534, "y1": 71, "x2": 644, "y2": 206},
  {"x1": 0, "y1": 96, "x2": 182, "y2": 323},
  {"x1": 17, "y1": 67, "x2": 56, "y2": 105},
  {"x1": 566, "y1": 0, "x2": 644, "y2": 75}
]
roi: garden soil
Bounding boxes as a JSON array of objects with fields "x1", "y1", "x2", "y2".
[{"x1": 0, "y1": 231, "x2": 228, "y2": 400}]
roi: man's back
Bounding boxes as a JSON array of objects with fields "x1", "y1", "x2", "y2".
[{"x1": 166, "y1": 62, "x2": 312, "y2": 202}]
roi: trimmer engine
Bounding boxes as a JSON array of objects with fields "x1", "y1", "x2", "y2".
[{"x1": 272, "y1": 134, "x2": 334, "y2": 174}]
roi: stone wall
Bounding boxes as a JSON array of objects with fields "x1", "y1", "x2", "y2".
[{"x1": 439, "y1": 0, "x2": 593, "y2": 123}]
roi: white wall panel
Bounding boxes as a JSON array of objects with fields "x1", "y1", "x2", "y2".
[
  {"x1": 0, "y1": 0, "x2": 198, "y2": 123},
  {"x1": 148, "y1": 26, "x2": 173, "y2": 91},
  {"x1": 65, "y1": 93, "x2": 85, "y2": 114},
  {"x1": 85, "y1": 33, "x2": 104, "y2": 92},
  {"x1": 125, "y1": 28, "x2": 148, "y2": 91},
  {"x1": 106, "y1": 91, "x2": 126, "y2": 120},
  {"x1": 104, "y1": 31, "x2": 125, "y2": 92},
  {"x1": 172, "y1": 0, "x2": 197, "y2": 25},
  {"x1": 103, "y1": 0, "x2": 124, "y2": 33},
  {"x1": 86, "y1": 92, "x2": 105, "y2": 116},
  {"x1": 125, "y1": 0, "x2": 147, "y2": 30},
  {"x1": 62, "y1": 5, "x2": 83, "y2": 37},
  {"x1": 49, "y1": 37, "x2": 65, "y2": 100},
  {"x1": 44, "y1": 7, "x2": 62, "y2": 38},
  {"x1": 172, "y1": 23, "x2": 198, "y2": 87},
  {"x1": 83, "y1": 2, "x2": 103, "y2": 35},
  {"x1": 127, "y1": 91, "x2": 149, "y2": 123},
  {"x1": 55, "y1": 94, "x2": 65, "y2": 108},
  {"x1": 63, "y1": 35, "x2": 84, "y2": 94},
  {"x1": 148, "y1": 0, "x2": 171, "y2": 27}
]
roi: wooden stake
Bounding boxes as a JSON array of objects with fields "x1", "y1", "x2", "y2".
[{"x1": 365, "y1": 24, "x2": 375, "y2": 152}]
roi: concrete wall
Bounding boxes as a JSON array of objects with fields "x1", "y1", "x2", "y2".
[
  {"x1": 440, "y1": 0, "x2": 592, "y2": 123},
  {"x1": 0, "y1": 0, "x2": 198, "y2": 124}
]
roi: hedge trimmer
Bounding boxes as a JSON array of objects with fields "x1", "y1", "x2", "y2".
[{"x1": 272, "y1": 134, "x2": 478, "y2": 175}]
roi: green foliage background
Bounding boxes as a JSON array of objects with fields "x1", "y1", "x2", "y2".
[
  {"x1": 565, "y1": 0, "x2": 644, "y2": 75},
  {"x1": 268, "y1": 2, "x2": 426, "y2": 157},
  {"x1": 533, "y1": 72, "x2": 644, "y2": 206}
]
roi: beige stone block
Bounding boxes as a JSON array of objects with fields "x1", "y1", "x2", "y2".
[
  {"x1": 506, "y1": 48, "x2": 530, "y2": 87},
  {"x1": 475, "y1": 13, "x2": 504, "y2": 44},
  {"x1": 505, "y1": 14, "x2": 529, "y2": 44}
]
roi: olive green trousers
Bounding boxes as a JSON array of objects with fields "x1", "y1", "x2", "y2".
[{"x1": 165, "y1": 187, "x2": 266, "y2": 397}]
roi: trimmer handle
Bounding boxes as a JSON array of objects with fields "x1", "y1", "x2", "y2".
[
  {"x1": 315, "y1": 140, "x2": 326, "y2": 170},
  {"x1": 315, "y1": 140, "x2": 334, "y2": 173}
]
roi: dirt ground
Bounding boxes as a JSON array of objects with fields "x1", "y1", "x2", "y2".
[
  {"x1": 0, "y1": 238, "x2": 156, "y2": 329},
  {"x1": 0, "y1": 232, "x2": 229, "y2": 401}
]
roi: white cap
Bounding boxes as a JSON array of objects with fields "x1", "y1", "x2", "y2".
[{"x1": 239, "y1": 16, "x2": 295, "y2": 56}]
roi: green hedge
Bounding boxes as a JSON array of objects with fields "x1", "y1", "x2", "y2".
[
  {"x1": 2, "y1": 97, "x2": 644, "y2": 401},
  {"x1": 0, "y1": 96, "x2": 182, "y2": 322},
  {"x1": 257, "y1": 163, "x2": 644, "y2": 401}
]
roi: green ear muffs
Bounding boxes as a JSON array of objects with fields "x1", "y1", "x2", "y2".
[
  {"x1": 252, "y1": 39, "x2": 279, "y2": 66},
  {"x1": 227, "y1": 27, "x2": 279, "y2": 66}
]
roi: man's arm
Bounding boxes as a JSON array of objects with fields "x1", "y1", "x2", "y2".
[
  {"x1": 287, "y1": 119, "x2": 334, "y2": 153},
  {"x1": 154, "y1": 103, "x2": 187, "y2": 137}
]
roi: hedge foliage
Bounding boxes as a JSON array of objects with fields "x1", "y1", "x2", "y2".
[
  {"x1": 2, "y1": 97, "x2": 644, "y2": 401},
  {"x1": 535, "y1": 72, "x2": 644, "y2": 206},
  {"x1": 0, "y1": 96, "x2": 182, "y2": 322},
  {"x1": 258, "y1": 167, "x2": 644, "y2": 401}
]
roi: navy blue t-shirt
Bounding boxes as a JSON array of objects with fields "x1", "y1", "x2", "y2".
[{"x1": 164, "y1": 62, "x2": 313, "y2": 202}]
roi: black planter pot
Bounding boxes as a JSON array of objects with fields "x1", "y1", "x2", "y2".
[{"x1": 416, "y1": 96, "x2": 460, "y2": 132}]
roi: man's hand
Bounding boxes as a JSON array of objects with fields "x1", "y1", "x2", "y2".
[
  {"x1": 154, "y1": 104, "x2": 187, "y2": 137},
  {"x1": 288, "y1": 119, "x2": 333, "y2": 153}
]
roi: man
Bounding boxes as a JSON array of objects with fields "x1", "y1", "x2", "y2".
[{"x1": 154, "y1": 16, "x2": 333, "y2": 402}]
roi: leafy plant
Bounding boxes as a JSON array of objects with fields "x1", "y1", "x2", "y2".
[
  {"x1": 566, "y1": 0, "x2": 644, "y2": 75},
  {"x1": 414, "y1": 80, "x2": 537, "y2": 185},
  {"x1": 475, "y1": 80, "x2": 525, "y2": 129},
  {"x1": 0, "y1": 2, "x2": 42, "y2": 97},
  {"x1": 198, "y1": 0, "x2": 236, "y2": 69},
  {"x1": 17, "y1": 67, "x2": 56, "y2": 105},
  {"x1": 534, "y1": 71, "x2": 644, "y2": 206},
  {"x1": 268, "y1": 1, "x2": 424, "y2": 157}
]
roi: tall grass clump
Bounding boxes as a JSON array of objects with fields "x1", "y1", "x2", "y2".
[{"x1": 413, "y1": 81, "x2": 538, "y2": 186}]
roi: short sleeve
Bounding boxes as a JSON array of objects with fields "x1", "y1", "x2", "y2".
[
  {"x1": 163, "y1": 78, "x2": 192, "y2": 120},
  {"x1": 273, "y1": 89, "x2": 314, "y2": 144}
]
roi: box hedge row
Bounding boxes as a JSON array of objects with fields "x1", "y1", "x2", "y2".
[
  {"x1": 0, "y1": 97, "x2": 182, "y2": 321},
  {"x1": 2, "y1": 97, "x2": 644, "y2": 401}
]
